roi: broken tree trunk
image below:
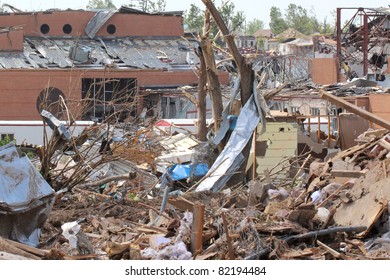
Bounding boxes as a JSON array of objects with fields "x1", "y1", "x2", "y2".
[
  {"x1": 195, "y1": 46, "x2": 208, "y2": 141},
  {"x1": 201, "y1": 0, "x2": 253, "y2": 106},
  {"x1": 201, "y1": 0, "x2": 255, "y2": 185},
  {"x1": 199, "y1": 10, "x2": 223, "y2": 133}
]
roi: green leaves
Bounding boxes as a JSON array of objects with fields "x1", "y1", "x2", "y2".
[{"x1": 86, "y1": 0, "x2": 116, "y2": 10}]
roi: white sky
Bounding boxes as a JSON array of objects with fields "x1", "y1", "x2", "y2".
[{"x1": 3, "y1": 0, "x2": 390, "y2": 28}]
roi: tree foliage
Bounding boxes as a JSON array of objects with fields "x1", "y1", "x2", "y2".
[
  {"x1": 86, "y1": 0, "x2": 116, "y2": 10},
  {"x1": 184, "y1": 4, "x2": 204, "y2": 32},
  {"x1": 269, "y1": 7, "x2": 288, "y2": 35},
  {"x1": 184, "y1": 1, "x2": 245, "y2": 37},
  {"x1": 138, "y1": 0, "x2": 166, "y2": 13},
  {"x1": 270, "y1": 4, "x2": 335, "y2": 36},
  {"x1": 246, "y1": 19, "x2": 264, "y2": 36}
]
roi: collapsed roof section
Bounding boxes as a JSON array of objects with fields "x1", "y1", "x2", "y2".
[
  {"x1": 0, "y1": 6, "x2": 197, "y2": 70},
  {"x1": 0, "y1": 37, "x2": 197, "y2": 69},
  {"x1": 336, "y1": 7, "x2": 390, "y2": 80}
]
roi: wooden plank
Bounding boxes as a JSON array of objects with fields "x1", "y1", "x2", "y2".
[
  {"x1": 378, "y1": 138, "x2": 390, "y2": 150},
  {"x1": 168, "y1": 196, "x2": 194, "y2": 212},
  {"x1": 191, "y1": 203, "x2": 205, "y2": 255},
  {"x1": 316, "y1": 240, "x2": 343, "y2": 259},
  {"x1": 320, "y1": 90, "x2": 390, "y2": 131},
  {"x1": 330, "y1": 170, "x2": 367, "y2": 178}
]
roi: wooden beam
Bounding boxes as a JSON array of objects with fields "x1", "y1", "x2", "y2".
[
  {"x1": 320, "y1": 90, "x2": 390, "y2": 131},
  {"x1": 168, "y1": 196, "x2": 194, "y2": 212},
  {"x1": 330, "y1": 170, "x2": 367, "y2": 178},
  {"x1": 191, "y1": 203, "x2": 205, "y2": 255}
]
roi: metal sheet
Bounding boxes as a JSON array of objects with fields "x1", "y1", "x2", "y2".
[
  {"x1": 196, "y1": 94, "x2": 261, "y2": 192},
  {"x1": 84, "y1": 10, "x2": 115, "y2": 39},
  {"x1": 0, "y1": 143, "x2": 55, "y2": 246}
]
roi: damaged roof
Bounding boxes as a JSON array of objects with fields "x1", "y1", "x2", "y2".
[{"x1": 0, "y1": 37, "x2": 197, "y2": 70}]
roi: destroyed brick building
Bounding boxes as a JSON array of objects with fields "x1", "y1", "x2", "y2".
[
  {"x1": 2, "y1": 1, "x2": 390, "y2": 264},
  {"x1": 0, "y1": 7, "x2": 229, "y2": 125}
]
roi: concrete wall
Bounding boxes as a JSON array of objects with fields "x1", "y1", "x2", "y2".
[{"x1": 0, "y1": 11, "x2": 183, "y2": 37}]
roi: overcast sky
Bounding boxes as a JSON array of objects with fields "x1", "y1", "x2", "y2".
[{"x1": 3, "y1": 0, "x2": 390, "y2": 28}]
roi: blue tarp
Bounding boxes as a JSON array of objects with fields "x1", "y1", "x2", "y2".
[{"x1": 167, "y1": 163, "x2": 209, "y2": 181}]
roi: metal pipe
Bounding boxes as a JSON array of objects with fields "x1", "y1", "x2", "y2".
[
  {"x1": 328, "y1": 115, "x2": 331, "y2": 147},
  {"x1": 363, "y1": 14, "x2": 369, "y2": 76},
  {"x1": 336, "y1": 8, "x2": 342, "y2": 83}
]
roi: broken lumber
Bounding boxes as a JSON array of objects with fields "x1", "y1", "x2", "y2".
[
  {"x1": 0, "y1": 237, "x2": 40, "y2": 260},
  {"x1": 320, "y1": 90, "x2": 390, "y2": 131},
  {"x1": 168, "y1": 196, "x2": 194, "y2": 212},
  {"x1": 190, "y1": 203, "x2": 205, "y2": 255},
  {"x1": 330, "y1": 170, "x2": 367, "y2": 178},
  {"x1": 5, "y1": 237, "x2": 48, "y2": 258},
  {"x1": 75, "y1": 172, "x2": 137, "y2": 189},
  {"x1": 316, "y1": 240, "x2": 343, "y2": 259},
  {"x1": 221, "y1": 212, "x2": 235, "y2": 260}
]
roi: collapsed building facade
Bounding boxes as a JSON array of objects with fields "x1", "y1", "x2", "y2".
[{"x1": 0, "y1": 7, "x2": 229, "y2": 126}]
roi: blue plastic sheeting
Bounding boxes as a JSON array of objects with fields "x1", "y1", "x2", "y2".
[{"x1": 168, "y1": 163, "x2": 209, "y2": 181}]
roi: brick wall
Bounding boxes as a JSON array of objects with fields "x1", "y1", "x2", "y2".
[
  {"x1": 0, "y1": 68, "x2": 229, "y2": 120},
  {"x1": 0, "y1": 27, "x2": 23, "y2": 51},
  {"x1": 0, "y1": 11, "x2": 183, "y2": 37}
]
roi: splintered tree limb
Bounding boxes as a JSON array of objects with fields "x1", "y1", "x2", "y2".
[
  {"x1": 74, "y1": 172, "x2": 137, "y2": 189},
  {"x1": 284, "y1": 226, "x2": 367, "y2": 244},
  {"x1": 201, "y1": 0, "x2": 243, "y2": 70},
  {"x1": 195, "y1": 45, "x2": 208, "y2": 141},
  {"x1": 198, "y1": 10, "x2": 223, "y2": 132},
  {"x1": 201, "y1": 0, "x2": 252, "y2": 106}
]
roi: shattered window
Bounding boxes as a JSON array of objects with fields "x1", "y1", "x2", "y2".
[
  {"x1": 1, "y1": 134, "x2": 14, "y2": 141},
  {"x1": 81, "y1": 78, "x2": 137, "y2": 121}
]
